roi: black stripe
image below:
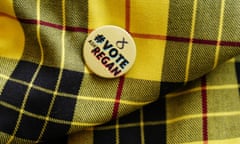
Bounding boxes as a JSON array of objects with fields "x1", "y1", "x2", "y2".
[{"x1": 235, "y1": 61, "x2": 240, "y2": 92}]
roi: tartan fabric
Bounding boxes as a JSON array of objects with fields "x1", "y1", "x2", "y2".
[
  {"x1": 75, "y1": 56, "x2": 240, "y2": 144},
  {"x1": 0, "y1": 0, "x2": 240, "y2": 144}
]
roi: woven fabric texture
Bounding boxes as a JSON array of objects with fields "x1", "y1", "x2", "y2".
[{"x1": 0, "y1": 0, "x2": 240, "y2": 143}]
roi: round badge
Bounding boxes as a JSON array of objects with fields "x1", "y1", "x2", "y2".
[{"x1": 83, "y1": 25, "x2": 136, "y2": 78}]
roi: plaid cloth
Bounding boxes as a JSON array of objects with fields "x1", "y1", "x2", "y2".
[{"x1": 1, "y1": 0, "x2": 240, "y2": 143}]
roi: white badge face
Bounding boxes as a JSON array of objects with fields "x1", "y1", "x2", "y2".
[{"x1": 83, "y1": 25, "x2": 136, "y2": 78}]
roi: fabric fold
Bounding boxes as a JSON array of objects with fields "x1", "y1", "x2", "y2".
[{"x1": 0, "y1": 0, "x2": 240, "y2": 143}]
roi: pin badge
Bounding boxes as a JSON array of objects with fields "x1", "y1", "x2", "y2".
[{"x1": 83, "y1": 25, "x2": 136, "y2": 78}]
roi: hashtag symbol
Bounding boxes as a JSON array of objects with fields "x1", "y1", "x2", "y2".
[{"x1": 94, "y1": 34, "x2": 106, "y2": 43}]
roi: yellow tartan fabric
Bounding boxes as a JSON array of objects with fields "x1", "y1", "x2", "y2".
[
  {"x1": 0, "y1": 0, "x2": 240, "y2": 143},
  {"x1": 73, "y1": 57, "x2": 239, "y2": 144}
]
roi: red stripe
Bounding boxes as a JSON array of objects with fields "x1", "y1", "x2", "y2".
[
  {"x1": 125, "y1": 0, "x2": 131, "y2": 31},
  {"x1": 18, "y1": 18, "x2": 240, "y2": 47},
  {"x1": 0, "y1": 12, "x2": 17, "y2": 20},
  {"x1": 220, "y1": 41, "x2": 240, "y2": 47},
  {"x1": 201, "y1": 76, "x2": 208, "y2": 143},
  {"x1": 2, "y1": 12, "x2": 240, "y2": 47},
  {"x1": 167, "y1": 36, "x2": 190, "y2": 43},
  {"x1": 193, "y1": 38, "x2": 217, "y2": 45},
  {"x1": 110, "y1": 0, "x2": 129, "y2": 120},
  {"x1": 112, "y1": 76, "x2": 125, "y2": 119},
  {"x1": 131, "y1": 32, "x2": 166, "y2": 40},
  {"x1": 19, "y1": 18, "x2": 89, "y2": 33}
]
